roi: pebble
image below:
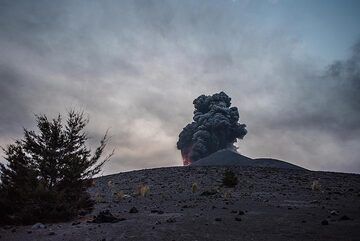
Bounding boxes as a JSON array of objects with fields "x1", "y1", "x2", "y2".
[{"x1": 31, "y1": 223, "x2": 46, "y2": 229}]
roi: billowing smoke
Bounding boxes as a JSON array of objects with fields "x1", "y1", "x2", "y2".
[{"x1": 177, "y1": 91, "x2": 247, "y2": 165}]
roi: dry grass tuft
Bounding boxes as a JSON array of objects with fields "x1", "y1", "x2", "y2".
[
  {"x1": 192, "y1": 182, "x2": 198, "y2": 193},
  {"x1": 95, "y1": 193, "x2": 105, "y2": 203},
  {"x1": 137, "y1": 184, "x2": 150, "y2": 197},
  {"x1": 311, "y1": 180, "x2": 321, "y2": 191},
  {"x1": 114, "y1": 191, "x2": 124, "y2": 201}
]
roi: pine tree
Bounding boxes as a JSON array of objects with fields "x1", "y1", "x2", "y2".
[{"x1": 0, "y1": 111, "x2": 113, "y2": 224}]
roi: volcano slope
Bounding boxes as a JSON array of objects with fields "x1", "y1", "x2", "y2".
[
  {"x1": 191, "y1": 149, "x2": 305, "y2": 170},
  {"x1": 1, "y1": 166, "x2": 360, "y2": 241}
]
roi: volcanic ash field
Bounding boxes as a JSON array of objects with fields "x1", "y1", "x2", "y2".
[{"x1": 1, "y1": 166, "x2": 360, "y2": 241}]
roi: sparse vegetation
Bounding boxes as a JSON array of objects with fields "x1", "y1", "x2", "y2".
[
  {"x1": 311, "y1": 180, "x2": 321, "y2": 191},
  {"x1": 0, "y1": 111, "x2": 113, "y2": 225},
  {"x1": 137, "y1": 183, "x2": 150, "y2": 197},
  {"x1": 114, "y1": 191, "x2": 125, "y2": 201},
  {"x1": 222, "y1": 169, "x2": 238, "y2": 188}
]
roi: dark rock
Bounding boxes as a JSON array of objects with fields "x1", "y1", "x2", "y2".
[
  {"x1": 3, "y1": 225, "x2": 12, "y2": 230},
  {"x1": 31, "y1": 223, "x2": 46, "y2": 229},
  {"x1": 235, "y1": 217, "x2": 242, "y2": 221},
  {"x1": 78, "y1": 210, "x2": 88, "y2": 216},
  {"x1": 215, "y1": 218, "x2": 222, "y2": 222},
  {"x1": 200, "y1": 190, "x2": 217, "y2": 196},
  {"x1": 321, "y1": 220, "x2": 329, "y2": 225},
  {"x1": 330, "y1": 210, "x2": 338, "y2": 216},
  {"x1": 151, "y1": 209, "x2": 164, "y2": 214},
  {"x1": 72, "y1": 221, "x2": 81, "y2": 226},
  {"x1": 166, "y1": 217, "x2": 176, "y2": 223},
  {"x1": 339, "y1": 215, "x2": 351, "y2": 221},
  {"x1": 48, "y1": 232, "x2": 56, "y2": 236},
  {"x1": 238, "y1": 211, "x2": 245, "y2": 215},
  {"x1": 129, "y1": 207, "x2": 139, "y2": 213},
  {"x1": 91, "y1": 210, "x2": 125, "y2": 223}
]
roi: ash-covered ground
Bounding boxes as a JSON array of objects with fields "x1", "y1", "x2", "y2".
[{"x1": 1, "y1": 166, "x2": 360, "y2": 241}]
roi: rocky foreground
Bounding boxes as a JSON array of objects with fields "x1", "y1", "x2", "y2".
[{"x1": 1, "y1": 166, "x2": 360, "y2": 241}]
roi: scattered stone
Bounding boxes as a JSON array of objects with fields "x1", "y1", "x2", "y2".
[
  {"x1": 215, "y1": 218, "x2": 222, "y2": 222},
  {"x1": 48, "y1": 232, "x2": 56, "y2": 236},
  {"x1": 166, "y1": 217, "x2": 176, "y2": 223},
  {"x1": 72, "y1": 221, "x2": 81, "y2": 226},
  {"x1": 129, "y1": 207, "x2": 139, "y2": 213},
  {"x1": 31, "y1": 223, "x2": 46, "y2": 229},
  {"x1": 330, "y1": 210, "x2": 339, "y2": 216},
  {"x1": 231, "y1": 210, "x2": 237, "y2": 214},
  {"x1": 321, "y1": 220, "x2": 329, "y2": 225},
  {"x1": 27, "y1": 230, "x2": 32, "y2": 234},
  {"x1": 151, "y1": 210, "x2": 164, "y2": 214},
  {"x1": 78, "y1": 210, "x2": 88, "y2": 216},
  {"x1": 11, "y1": 228, "x2": 16, "y2": 233},
  {"x1": 200, "y1": 190, "x2": 217, "y2": 196},
  {"x1": 91, "y1": 210, "x2": 125, "y2": 223},
  {"x1": 238, "y1": 211, "x2": 245, "y2": 215},
  {"x1": 235, "y1": 217, "x2": 242, "y2": 222},
  {"x1": 339, "y1": 215, "x2": 351, "y2": 221}
]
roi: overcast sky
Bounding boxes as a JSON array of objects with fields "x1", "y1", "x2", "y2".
[{"x1": 1, "y1": 0, "x2": 359, "y2": 174}]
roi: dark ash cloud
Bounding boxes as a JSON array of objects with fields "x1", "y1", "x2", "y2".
[{"x1": 177, "y1": 92, "x2": 247, "y2": 165}]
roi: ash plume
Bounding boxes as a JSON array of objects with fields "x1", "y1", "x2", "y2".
[{"x1": 177, "y1": 91, "x2": 247, "y2": 165}]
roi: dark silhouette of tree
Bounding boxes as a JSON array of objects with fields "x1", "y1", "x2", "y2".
[{"x1": 0, "y1": 111, "x2": 113, "y2": 224}]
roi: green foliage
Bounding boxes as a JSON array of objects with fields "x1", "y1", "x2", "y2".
[
  {"x1": 222, "y1": 169, "x2": 238, "y2": 188},
  {"x1": 0, "y1": 110, "x2": 113, "y2": 225}
]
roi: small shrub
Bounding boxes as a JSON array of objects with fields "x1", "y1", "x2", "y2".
[
  {"x1": 0, "y1": 110, "x2": 113, "y2": 225},
  {"x1": 222, "y1": 170, "x2": 238, "y2": 188}
]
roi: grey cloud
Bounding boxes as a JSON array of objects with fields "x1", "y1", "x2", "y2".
[
  {"x1": 271, "y1": 40, "x2": 360, "y2": 139},
  {"x1": 0, "y1": 0, "x2": 359, "y2": 174}
]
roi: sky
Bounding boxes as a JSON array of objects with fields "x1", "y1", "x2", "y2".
[{"x1": 0, "y1": 0, "x2": 359, "y2": 174}]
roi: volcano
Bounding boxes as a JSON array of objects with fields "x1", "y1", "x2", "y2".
[{"x1": 191, "y1": 149, "x2": 305, "y2": 170}]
